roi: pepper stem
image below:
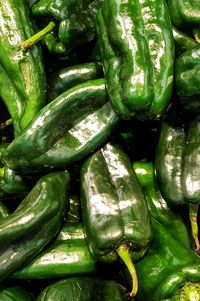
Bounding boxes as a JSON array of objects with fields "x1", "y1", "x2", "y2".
[
  {"x1": 176, "y1": 282, "x2": 200, "y2": 300},
  {"x1": 21, "y1": 21, "x2": 56, "y2": 51},
  {"x1": 0, "y1": 118, "x2": 13, "y2": 129},
  {"x1": 188, "y1": 204, "x2": 200, "y2": 254},
  {"x1": 117, "y1": 243, "x2": 138, "y2": 298}
]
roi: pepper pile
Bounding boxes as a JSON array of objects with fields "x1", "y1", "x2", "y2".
[{"x1": 0, "y1": 0, "x2": 200, "y2": 300}]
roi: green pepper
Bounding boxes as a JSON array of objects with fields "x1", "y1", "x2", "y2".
[
  {"x1": 2, "y1": 79, "x2": 119, "y2": 174},
  {"x1": 47, "y1": 62, "x2": 103, "y2": 102},
  {"x1": 12, "y1": 223, "x2": 96, "y2": 280},
  {"x1": 32, "y1": 0, "x2": 103, "y2": 54},
  {"x1": 175, "y1": 45, "x2": 200, "y2": 112},
  {"x1": 0, "y1": 203, "x2": 9, "y2": 219},
  {"x1": 65, "y1": 195, "x2": 81, "y2": 223},
  {"x1": 0, "y1": 285, "x2": 34, "y2": 301},
  {"x1": 81, "y1": 143, "x2": 152, "y2": 297},
  {"x1": 172, "y1": 26, "x2": 198, "y2": 56},
  {"x1": 167, "y1": 0, "x2": 200, "y2": 31},
  {"x1": 0, "y1": 0, "x2": 47, "y2": 136},
  {"x1": 96, "y1": 0, "x2": 174, "y2": 120},
  {"x1": 131, "y1": 161, "x2": 200, "y2": 301},
  {"x1": 37, "y1": 277, "x2": 129, "y2": 301},
  {"x1": 0, "y1": 170, "x2": 70, "y2": 281}
]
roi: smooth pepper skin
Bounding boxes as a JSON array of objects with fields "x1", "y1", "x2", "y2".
[
  {"x1": 96, "y1": 0, "x2": 174, "y2": 120},
  {"x1": 12, "y1": 223, "x2": 96, "y2": 280},
  {"x1": 47, "y1": 62, "x2": 103, "y2": 102},
  {"x1": 32, "y1": 0, "x2": 103, "y2": 54},
  {"x1": 0, "y1": 171, "x2": 70, "y2": 281},
  {"x1": 175, "y1": 45, "x2": 200, "y2": 112},
  {"x1": 172, "y1": 26, "x2": 198, "y2": 56},
  {"x1": 81, "y1": 143, "x2": 152, "y2": 262},
  {"x1": 0, "y1": 0, "x2": 46, "y2": 136},
  {"x1": 37, "y1": 277, "x2": 129, "y2": 301},
  {"x1": 133, "y1": 162, "x2": 200, "y2": 301},
  {"x1": 167, "y1": 0, "x2": 200, "y2": 30},
  {"x1": 2, "y1": 79, "x2": 119, "y2": 174},
  {"x1": 0, "y1": 285, "x2": 34, "y2": 301}
]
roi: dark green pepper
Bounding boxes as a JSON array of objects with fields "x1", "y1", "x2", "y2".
[
  {"x1": 32, "y1": 0, "x2": 103, "y2": 54},
  {"x1": 37, "y1": 277, "x2": 129, "y2": 301},
  {"x1": 12, "y1": 223, "x2": 96, "y2": 279},
  {"x1": 172, "y1": 26, "x2": 198, "y2": 56},
  {"x1": 47, "y1": 62, "x2": 103, "y2": 102},
  {"x1": 175, "y1": 45, "x2": 200, "y2": 112},
  {"x1": 132, "y1": 161, "x2": 200, "y2": 301},
  {"x1": 0, "y1": 171, "x2": 70, "y2": 281},
  {"x1": 96, "y1": 0, "x2": 174, "y2": 120},
  {"x1": 81, "y1": 142, "x2": 152, "y2": 297},
  {"x1": 2, "y1": 79, "x2": 119, "y2": 174},
  {"x1": 0, "y1": 203, "x2": 9, "y2": 219},
  {"x1": 0, "y1": 285, "x2": 34, "y2": 301},
  {"x1": 0, "y1": 0, "x2": 47, "y2": 136},
  {"x1": 65, "y1": 195, "x2": 81, "y2": 223}
]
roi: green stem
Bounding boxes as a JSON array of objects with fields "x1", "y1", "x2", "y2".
[
  {"x1": 21, "y1": 21, "x2": 56, "y2": 51},
  {"x1": 178, "y1": 282, "x2": 200, "y2": 301},
  {"x1": 117, "y1": 243, "x2": 138, "y2": 298},
  {"x1": 0, "y1": 118, "x2": 13, "y2": 129},
  {"x1": 188, "y1": 203, "x2": 200, "y2": 254}
]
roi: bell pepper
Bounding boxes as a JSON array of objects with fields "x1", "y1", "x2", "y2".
[
  {"x1": 37, "y1": 277, "x2": 129, "y2": 301},
  {"x1": 167, "y1": 0, "x2": 200, "y2": 31},
  {"x1": 0, "y1": 285, "x2": 34, "y2": 301},
  {"x1": 32, "y1": 0, "x2": 103, "y2": 54},
  {"x1": 132, "y1": 161, "x2": 200, "y2": 301},
  {"x1": 155, "y1": 110, "x2": 200, "y2": 253},
  {"x1": 172, "y1": 26, "x2": 198, "y2": 56},
  {"x1": 0, "y1": 0, "x2": 49, "y2": 136},
  {"x1": 0, "y1": 170, "x2": 70, "y2": 281},
  {"x1": 175, "y1": 45, "x2": 200, "y2": 112},
  {"x1": 12, "y1": 223, "x2": 96, "y2": 279},
  {"x1": 96, "y1": 0, "x2": 174, "y2": 120},
  {"x1": 47, "y1": 62, "x2": 103, "y2": 102},
  {"x1": 2, "y1": 79, "x2": 119, "y2": 174},
  {"x1": 81, "y1": 142, "x2": 153, "y2": 297}
]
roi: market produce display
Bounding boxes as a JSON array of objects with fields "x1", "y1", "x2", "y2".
[{"x1": 0, "y1": 0, "x2": 200, "y2": 300}]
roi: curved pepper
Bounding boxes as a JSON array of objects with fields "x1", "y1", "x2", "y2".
[
  {"x1": 32, "y1": 0, "x2": 103, "y2": 54},
  {"x1": 175, "y1": 45, "x2": 200, "y2": 112},
  {"x1": 12, "y1": 223, "x2": 96, "y2": 279},
  {"x1": 37, "y1": 277, "x2": 129, "y2": 301},
  {"x1": 96, "y1": 0, "x2": 174, "y2": 120},
  {"x1": 2, "y1": 79, "x2": 119, "y2": 174},
  {"x1": 47, "y1": 62, "x2": 103, "y2": 102},
  {"x1": 0, "y1": 0, "x2": 47, "y2": 136},
  {"x1": 0, "y1": 285, "x2": 34, "y2": 301},
  {"x1": 81, "y1": 142, "x2": 152, "y2": 297},
  {"x1": 0, "y1": 170, "x2": 70, "y2": 281},
  {"x1": 132, "y1": 161, "x2": 200, "y2": 301}
]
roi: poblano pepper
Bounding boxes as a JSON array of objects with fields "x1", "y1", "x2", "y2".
[
  {"x1": 0, "y1": 171, "x2": 70, "y2": 281},
  {"x1": 0, "y1": 285, "x2": 34, "y2": 301},
  {"x1": 0, "y1": 0, "x2": 49, "y2": 136},
  {"x1": 155, "y1": 110, "x2": 200, "y2": 253},
  {"x1": 81, "y1": 142, "x2": 152, "y2": 297},
  {"x1": 96, "y1": 0, "x2": 174, "y2": 120},
  {"x1": 132, "y1": 161, "x2": 200, "y2": 301},
  {"x1": 32, "y1": 0, "x2": 103, "y2": 54},
  {"x1": 2, "y1": 79, "x2": 119, "y2": 174},
  {"x1": 12, "y1": 223, "x2": 96, "y2": 280},
  {"x1": 37, "y1": 277, "x2": 129, "y2": 301}
]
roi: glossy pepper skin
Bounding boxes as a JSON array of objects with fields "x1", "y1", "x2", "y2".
[
  {"x1": 167, "y1": 0, "x2": 200, "y2": 30},
  {"x1": 2, "y1": 79, "x2": 119, "y2": 174},
  {"x1": 0, "y1": 0, "x2": 46, "y2": 136},
  {"x1": 81, "y1": 142, "x2": 152, "y2": 297},
  {"x1": 0, "y1": 203, "x2": 9, "y2": 219},
  {"x1": 47, "y1": 62, "x2": 103, "y2": 102},
  {"x1": 32, "y1": 0, "x2": 103, "y2": 54},
  {"x1": 65, "y1": 195, "x2": 81, "y2": 223},
  {"x1": 0, "y1": 171, "x2": 70, "y2": 281},
  {"x1": 0, "y1": 285, "x2": 34, "y2": 301},
  {"x1": 37, "y1": 277, "x2": 129, "y2": 301},
  {"x1": 175, "y1": 45, "x2": 200, "y2": 112},
  {"x1": 133, "y1": 161, "x2": 200, "y2": 301},
  {"x1": 96, "y1": 0, "x2": 174, "y2": 120},
  {"x1": 12, "y1": 223, "x2": 96, "y2": 280},
  {"x1": 172, "y1": 26, "x2": 198, "y2": 56}
]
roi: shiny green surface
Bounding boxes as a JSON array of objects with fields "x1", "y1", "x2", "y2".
[
  {"x1": 13, "y1": 223, "x2": 96, "y2": 279},
  {"x1": 175, "y1": 45, "x2": 200, "y2": 112},
  {"x1": 0, "y1": 202, "x2": 9, "y2": 219},
  {"x1": 0, "y1": 171, "x2": 70, "y2": 281},
  {"x1": 133, "y1": 162, "x2": 200, "y2": 301},
  {"x1": 172, "y1": 27, "x2": 198, "y2": 56},
  {"x1": 37, "y1": 277, "x2": 129, "y2": 301},
  {"x1": 97, "y1": 0, "x2": 174, "y2": 120},
  {"x1": 0, "y1": 285, "x2": 34, "y2": 301},
  {"x1": 81, "y1": 143, "x2": 152, "y2": 261},
  {"x1": 0, "y1": 0, "x2": 46, "y2": 135},
  {"x1": 3, "y1": 79, "x2": 119, "y2": 173},
  {"x1": 32, "y1": 0, "x2": 103, "y2": 53}
]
